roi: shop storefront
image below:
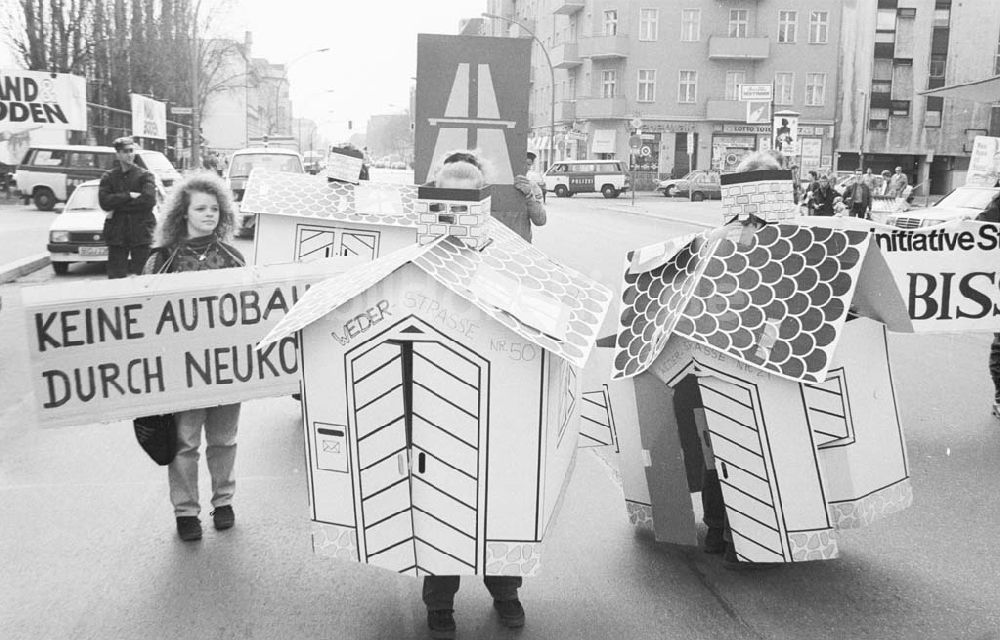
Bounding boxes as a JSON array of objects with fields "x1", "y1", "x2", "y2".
[{"x1": 710, "y1": 123, "x2": 833, "y2": 174}]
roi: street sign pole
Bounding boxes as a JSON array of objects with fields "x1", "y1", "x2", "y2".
[{"x1": 629, "y1": 123, "x2": 642, "y2": 207}]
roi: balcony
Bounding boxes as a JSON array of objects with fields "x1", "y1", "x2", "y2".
[
  {"x1": 553, "y1": 0, "x2": 585, "y2": 15},
  {"x1": 579, "y1": 34, "x2": 631, "y2": 59},
  {"x1": 551, "y1": 42, "x2": 582, "y2": 69},
  {"x1": 576, "y1": 96, "x2": 628, "y2": 119},
  {"x1": 706, "y1": 100, "x2": 747, "y2": 122},
  {"x1": 555, "y1": 100, "x2": 576, "y2": 122},
  {"x1": 708, "y1": 36, "x2": 770, "y2": 60}
]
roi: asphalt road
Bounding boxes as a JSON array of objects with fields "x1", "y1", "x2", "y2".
[{"x1": 1, "y1": 193, "x2": 998, "y2": 639}]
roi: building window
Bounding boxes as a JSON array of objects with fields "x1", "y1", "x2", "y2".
[
  {"x1": 725, "y1": 70, "x2": 746, "y2": 101},
  {"x1": 805, "y1": 73, "x2": 826, "y2": 106},
  {"x1": 601, "y1": 69, "x2": 617, "y2": 98},
  {"x1": 876, "y1": 8, "x2": 897, "y2": 31},
  {"x1": 869, "y1": 107, "x2": 889, "y2": 130},
  {"x1": 925, "y1": 96, "x2": 943, "y2": 127},
  {"x1": 775, "y1": 72, "x2": 794, "y2": 105},
  {"x1": 809, "y1": 11, "x2": 829, "y2": 43},
  {"x1": 890, "y1": 100, "x2": 911, "y2": 116},
  {"x1": 681, "y1": 9, "x2": 701, "y2": 42},
  {"x1": 729, "y1": 9, "x2": 748, "y2": 38},
  {"x1": 929, "y1": 54, "x2": 946, "y2": 78},
  {"x1": 603, "y1": 10, "x2": 618, "y2": 36},
  {"x1": 568, "y1": 76, "x2": 576, "y2": 100},
  {"x1": 638, "y1": 69, "x2": 656, "y2": 102},
  {"x1": 872, "y1": 80, "x2": 892, "y2": 94},
  {"x1": 994, "y1": 29, "x2": 1000, "y2": 75},
  {"x1": 933, "y1": 7, "x2": 951, "y2": 28},
  {"x1": 678, "y1": 70, "x2": 697, "y2": 103},
  {"x1": 639, "y1": 8, "x2": 659, "y2": 41},
  {"x1": 778, "y1": 11, "x2": 797, "y2": 43}
]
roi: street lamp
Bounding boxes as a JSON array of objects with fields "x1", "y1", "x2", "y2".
[
  {"x1": 482, "y1": 12, "x2": 556, "y2": 171},
  {"x1": 858, "y1": 89, "x2": 868, "y2": 171}
]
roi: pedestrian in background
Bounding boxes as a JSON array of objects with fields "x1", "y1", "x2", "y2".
[
  {"x1": 143, "y1": 171, "x2": 246, "y2": 542},
  {"x1": 843, "y1": 169, "x2": 872, "y2": 218},
  {"x1": 888, "y1": 166, "x2": 909, "y2": 197},
  {"x1": 98, "y1": 136, "x2": 158, "y2": 279},
  {"x1": 878, "y1": 170, "x2": 892, "y2": 195},
  {"x1": 810, "y1": 174, "x2": 837, "y2": 216},
  {"x1": 525, "y1": 151, "x2": 546, "y2": 203},
  {"x1": 418, "y1": 154, "x2": 529, "y2": 640}
]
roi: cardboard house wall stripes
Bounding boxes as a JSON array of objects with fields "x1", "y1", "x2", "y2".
[{"x1": 259, "y1": 222, "x2": 612, "y2": 576}]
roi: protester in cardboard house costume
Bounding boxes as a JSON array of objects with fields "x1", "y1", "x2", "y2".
[
  {"x1": 142, "y1": 172, "x2": 246, "y2": 542},
  {"x1": 98, "y1": 137, "x2": 158, "y2": 279},
  {"x1": 419, "y1": 154, "x2": 529, "y2": 639},
  {"x1": 701, "y1": 150, "x2": 790, "y2": 570},
  {"x1": 439, "y1": 150, "x2": 546, "y2": 243}
]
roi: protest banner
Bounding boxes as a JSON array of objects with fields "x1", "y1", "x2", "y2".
[
  {"x1": 22, "y1": 259, "x2": 357, "y2": 428},
  {"x1": 130, "y1": 94, "x2": 166, "y2": 140},
  {"x1": 966, "y1": 135, "x2": 1000, "y2": 187},
  {"x1": 0, "y1": 69, "x2": 87, "y2": 131}
]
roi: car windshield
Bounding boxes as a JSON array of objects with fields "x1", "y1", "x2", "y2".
[
  {"x1": 681, "y1": 171, "x2": 700, "y2": 180},
  {"x1": 64, "y1": 184, "x2": 101, "y2": 211},
  {"x1": 229, "y1": 153, "x2": 303, "y2": 177},
  {"x1": 934, "y1": 188, "x2": 999, "y2": 211}
]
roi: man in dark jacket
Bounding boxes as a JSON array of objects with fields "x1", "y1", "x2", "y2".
[
  {"x1": 810, "y1": 175, "x2": 837, "y2": 216},
  {"x1": 99, "y1": 137, "x2": 158, "y2": 279},
  {"x1": 842, "y1": 170, "x2": 872, "y2": 219}
]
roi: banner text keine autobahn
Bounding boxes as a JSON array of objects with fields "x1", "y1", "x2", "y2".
[{"x1": 872, "y1": 224, "x2": 1000, "y2": 253}]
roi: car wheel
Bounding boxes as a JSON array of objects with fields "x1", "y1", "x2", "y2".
[
  {"x1": 601, "y1": 185, "x2": 618, "y2": 199},
  {"x1": 34, "y1": 188, "x2": 56, "y2": 211},
  {"x1": 554, "y1": 185, "x2": 569, "y2": 198},
  {"x1": 665, "y1": 185, "x2": 677, "y2": 197},
  {"x1": 691, "y1": 191, "x2": 706, "y2": 202},
  {"x1": 52, "y1": 261, "x2": 69, "y2": 275}
]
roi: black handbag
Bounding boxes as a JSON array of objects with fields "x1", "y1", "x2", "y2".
[{"x1": 133, "y1": 414, "x2": 177, "y2": 465}]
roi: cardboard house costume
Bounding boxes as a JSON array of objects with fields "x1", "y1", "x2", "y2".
[
  {"x1": 240, "y1": 170, "x2": 422, "y2": 266},
  {"x1": 259, "y1": 207, "x2": 612, "y2": 577},
  {"x1": 604, "y1": 171, "x2": 916, "y2": 563}
]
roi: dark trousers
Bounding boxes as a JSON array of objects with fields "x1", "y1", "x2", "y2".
[
  {"x1": 422, "y1": 575, "x2": 522, "y2": 611},
  {"x1": 107, "y1": 244, "x2": 151, "y2": 279},
  {"x1": 849, "y1": 203, "x2": 868, "y2": 219},
  {"x1": 701, "y1": 468, "x2": 726, "y2": 530},
  {"x1": 989, "y1": 333, "x2": 1000, "y2": 402}
]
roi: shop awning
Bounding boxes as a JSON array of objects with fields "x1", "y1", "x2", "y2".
[{"x1": 919, "y1": 75, "x2": 1000, "y2": 103}]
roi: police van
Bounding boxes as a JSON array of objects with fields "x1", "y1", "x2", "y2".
[
  {"x1": 543, "y1": 159, "x2": 630, "y2": 198},
  {"x1": 14, "y1": 145, "x2": 177, "y2": 210}
]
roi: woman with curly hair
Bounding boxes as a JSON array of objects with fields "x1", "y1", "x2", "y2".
[{"x1": 143, "y1": 171, "x2": 246, "y2": 542}]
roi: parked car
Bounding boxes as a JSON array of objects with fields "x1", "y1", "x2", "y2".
[
  {"x1": 656, "y1": 170, "x2": 722, "y2": 201},
  {"x1": 884, "y1": 185, "x2": 1000, "y2": 228},
  {"x1": 226, "y1": 147, "x2": 305, "y2": 237},
  {"x1": 15, "y1": 144, "x2": 177, "y2": 210},
  {"x1": 544, "y1": 160, "x2": 630, "y2": 198},
  {"x1": 46, "y1": 180, "x2": 108, "y2": 275}
]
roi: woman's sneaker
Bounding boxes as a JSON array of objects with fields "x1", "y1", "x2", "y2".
[{"x1": 176, "y1": 516, "x2": 202, "y2": 541}]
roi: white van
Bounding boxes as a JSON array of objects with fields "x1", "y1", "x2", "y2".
[
  {"x1": 226, "y1": 147, "x2": 305, "y2": 236},
  {"x1": 544, "y1": 160, "x2": 630, "y2": 198}
]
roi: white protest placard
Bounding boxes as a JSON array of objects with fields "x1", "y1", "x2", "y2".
[
  {"x1": 130, "y1": 93, "x2": 166, "y2": 140},
  {"x1": 966, "y1": 135, "x2": 1000, "y2": 187},
  {"x1": 22, "y1": 259, "x2": 359, "y2": 428},
  {"x1": 0, "y1": 69, "x2": 87, "y2": 132}
]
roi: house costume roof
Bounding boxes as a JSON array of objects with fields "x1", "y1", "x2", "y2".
[
  {"x1": 240, "y1": 169, "x2": 421, "y2": 227},
  {"x1": 612, "y1": 220, "x2": 909, "y2": 384},
  {"x1": 260, "y1": 219, "x2": 613, "y2": 368}
]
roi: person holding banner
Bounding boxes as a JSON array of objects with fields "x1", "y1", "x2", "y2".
[
  {"x1": 98, "y1": 137, "x2": 158, "y2": 279},
  {"x1": 143, "y1": 171, "x2": 246, "y2": 542}
]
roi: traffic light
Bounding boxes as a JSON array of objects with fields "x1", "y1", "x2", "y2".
[{"x1": 347, "y1": 120, "x2": 352, "y2": 130}]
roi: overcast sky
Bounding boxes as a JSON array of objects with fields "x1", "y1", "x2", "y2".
[{"x1": 233, "y1": 0, "x2": 480, "y2": 141}]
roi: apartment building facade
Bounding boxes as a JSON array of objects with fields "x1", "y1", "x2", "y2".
[
  {"x1": 485, "y1": 0, "x2": 842, "y2": 186},
  {"x1": 836, "y1": 0, "x2": 1000, "y2": 194}
]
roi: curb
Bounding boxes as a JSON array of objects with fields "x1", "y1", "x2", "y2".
[{"x1": 0, "y1": 253, "x2": 50, "y2": 285}]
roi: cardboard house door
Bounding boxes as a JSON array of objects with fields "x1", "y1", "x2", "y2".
[
  {"x1": 695, "y1": 374, "x2": 788, "y2": 563},
  {"x1": 348, "y1": 317, "x2": 488, "y2": 576}
]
